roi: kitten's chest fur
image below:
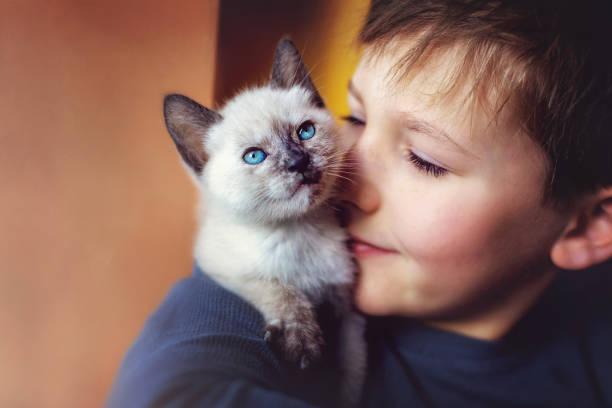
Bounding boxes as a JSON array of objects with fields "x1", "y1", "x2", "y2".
[{"x1": 194, "y1": 203, "x2": 353, "y2": 304}]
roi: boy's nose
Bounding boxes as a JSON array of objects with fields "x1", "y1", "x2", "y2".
[
  {"x1": 340, "y1": 139, "x2": 381, "y2": 215},
  {"x1": 346, "y1": 178, "x2": 380, "y2": 215}
]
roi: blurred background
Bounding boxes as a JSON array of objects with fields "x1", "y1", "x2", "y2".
[{"x1": 0, "y1": 0, "x2": 364, "y2": 406}]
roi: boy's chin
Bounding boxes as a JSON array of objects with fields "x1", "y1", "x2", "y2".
[
  {"x1": 353, "y1": 264, "x2": 454, "y2": 319},
  {"x1": 354, "y1": 283, "x2": 453, "y2": 321},
  {"x1": 353, "y1": 289, "x2": 395, "y2": 316},
  {"x1": 353, "y1": 268, "x2": 406, "y2": 316}
]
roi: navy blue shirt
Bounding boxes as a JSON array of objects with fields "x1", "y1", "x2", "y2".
[{"x1": 107, "y1": 262, "x2": 612, "y2": 407}]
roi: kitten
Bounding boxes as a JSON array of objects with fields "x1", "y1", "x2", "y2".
[{"x1": 163, "y1": 38, "x2": 365, "y2": 405}]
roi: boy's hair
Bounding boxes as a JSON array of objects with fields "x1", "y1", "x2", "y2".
[{"x1": 359, "y1": 0, "x2": 612, "y2": 207}]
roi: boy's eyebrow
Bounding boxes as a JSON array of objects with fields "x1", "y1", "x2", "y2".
[
  {"x1": 398, "y1": 113, "x2": 477, "y2": 158},
  {"x1": 348, "y1": 79, "x2": 479, "y2": 159}
]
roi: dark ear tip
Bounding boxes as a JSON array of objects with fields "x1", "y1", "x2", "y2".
[
  {"x1": 277, "y1": 37, "x2": 298, "y2": 54},
  {"x1": 164, "y1": 94, "x2": 205, "y2": 120},
  {"x1": 278, "y1": 36, "x2": 294, "y2": 46},
  {"x1": 164, "y1": 94, "x2": 182, "y2": 114},
  {"x1": 164, "y1": 93, "x2": 179, "y2": 101},
  {"x1": 164, "y1": 94, "x2": 188, "y2": 108}
]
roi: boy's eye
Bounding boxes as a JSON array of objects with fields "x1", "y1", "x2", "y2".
[
  {"x1": 341, "y1": 115, "x2": 365, "y2": 127},
  {"x1": 407, "y1": 150, "x2": 448, "y2": 177},
  {"x1": 297, "y1": 121, "x2": 316, "y2": 140}
]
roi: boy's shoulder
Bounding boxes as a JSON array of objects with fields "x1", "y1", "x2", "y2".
[
  {"x1": 107, "y1": 266, "x2": 282, "y2": 407},
  {"x1": 119, "y1": 265, "x2": 276, "y2": 374},
  {"x1": 108, "y1": 265, "x2": 347, "y2": 408},
  {"x1": 363, "y1": 262, "x2": 612, "y2": 408},
  {"x1": 145, "y1": 266, "x2": 267, "y2": 338},
  {"x1": 515, "y1": 262, "x2": 612, "y2": 405}
]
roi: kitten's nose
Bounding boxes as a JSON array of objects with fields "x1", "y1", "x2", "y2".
[{"x1": 287, "y1": 149, "x2": 310, "y2": 173}]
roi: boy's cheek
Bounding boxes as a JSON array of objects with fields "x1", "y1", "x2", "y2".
[{"x1": 392, "y1": 194, "x2": 499, "y2": 265}]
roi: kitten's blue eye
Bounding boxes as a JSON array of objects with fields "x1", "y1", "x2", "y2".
[
  {"x1": 297, "y1": 121, "x2": 315, "y2": 140},
  {"x1": 243, "y1": 148, "x2": 267, "y2": 165}
]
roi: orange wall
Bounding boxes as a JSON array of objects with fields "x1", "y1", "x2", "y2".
[
  {"x1": 0, "y1": 1, "x2": 364, "y2": 407},
  {"x1": 0, "y1": 1, "x2": 218, "y2": 407}
]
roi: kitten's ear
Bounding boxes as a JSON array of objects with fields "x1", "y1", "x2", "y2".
[
  {"x1": 270, "y1": 38, "x2": 324, "y2": 108},
  {"x1": 163, "y1": 94, "x2": 222, "y2": 175}
]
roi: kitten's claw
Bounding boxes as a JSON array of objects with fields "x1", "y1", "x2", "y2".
[{"x1": 263, "y1": 322, "x2": 281, "y2": 344}]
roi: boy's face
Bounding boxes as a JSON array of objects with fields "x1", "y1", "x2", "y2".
[{"x1": 343, "y1": 45, "x2": 572, "y2": 327}]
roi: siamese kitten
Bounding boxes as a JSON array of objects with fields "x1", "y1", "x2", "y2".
[{"x1": 163, "y1": 38, "x2": 365, "y2": 405}]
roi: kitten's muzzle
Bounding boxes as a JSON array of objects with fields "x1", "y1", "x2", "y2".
[
  {"x1": 286, "y1": 146, "x2": 321, "y2": 185},
  {"x1": 287, "y1": 148, "x2": 310, "y2": 173},
  {"x1": 301, "y1": 170, "x2": 321, "y2": 185}
]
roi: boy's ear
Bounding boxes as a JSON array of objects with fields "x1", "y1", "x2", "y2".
[
  {"x1": 269, "y1": 38, "x2": 324, "y2": 108},
  {"x1": 163, "y1": 94, "x2": 222, "y2": 175},
  {"x1": 550, "y1": 187, "x2": 612, "y2": 270}
]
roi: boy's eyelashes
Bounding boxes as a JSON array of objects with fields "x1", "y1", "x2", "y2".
[
  {"x1": 406, "y1": 150, "x2": 448, "y2": 177},
  {"x1": 341, "y1": 115, "x2": 365, "y2": 126}
]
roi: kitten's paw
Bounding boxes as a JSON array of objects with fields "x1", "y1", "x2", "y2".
[
  {"x1": 263, "y1": 319, "x2": 324, "y2": 369},
  {"x1": 283, "y1": 320, "x2": 324, "y2": 369}
]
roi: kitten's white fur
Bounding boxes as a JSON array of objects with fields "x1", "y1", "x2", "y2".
[
  {"x1": 194, "y1": 86, "x2": 353, "y2": 299},
  {"x1": 164, "y1": 39, "x2": 366, "y2": 406}
]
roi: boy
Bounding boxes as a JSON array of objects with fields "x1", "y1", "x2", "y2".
[{"x1": 107, "y1": 0, "x2": 612, "y2": 406}]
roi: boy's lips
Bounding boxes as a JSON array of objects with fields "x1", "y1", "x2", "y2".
[{"x1": 349, "y1": 235, "x2": 396, "y2": 258}]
